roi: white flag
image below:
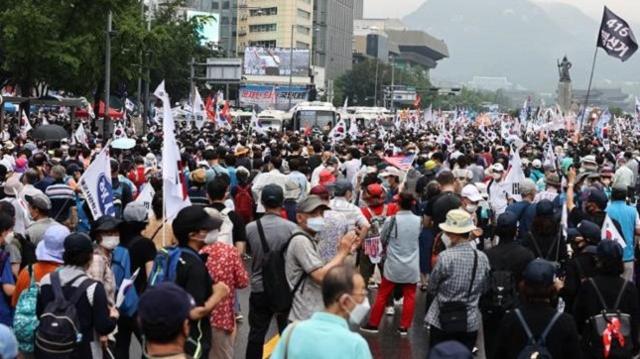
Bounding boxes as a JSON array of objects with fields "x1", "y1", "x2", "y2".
[
  {"x1": 502, "y1": 146, "x2": 526, "y2": 202},
  {"x1": 20, "y1": 110, "x2": 32, "y2": 134},
  {"x1": 602, "y1": 215, "x2": 626, "y2": 248},
  {"x1": 328, "y1": 118, "x2": 347, "y2": 142},
  {"x1": 249, "y1": 109, "x2": 265, "y2": 135},
  {"x1": 153, "y1": 81, "x2": 190, "y2": 220},
  {"x1": 134, "y1": 183, "x2": 156, "y2": 213},
  {"x1": 192, "y1": 87, "x2": 206, "y2": 130},
  {"x1": 78, "y1": 148, "x2": 115, "y2": 219},
  {"x1": 74, "y1": 123, "x2": 88, "y2": 146},
  {"x1": 348, "y1": 118, "x2": 359, "y2": 139}
]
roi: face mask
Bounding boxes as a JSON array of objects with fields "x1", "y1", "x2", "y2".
[
  {"x1": 101, "y1": 235, "x2": 120, "y2": 250},
  {"x1": 205, "y1": 229, "x2": 220, "y2": 244},
  {"x1": 602, "y1": 179, "x2": 611, "y2": 186},
  {"x1": 348, "y1": 296, "x2": 371, "y2": 325},
  {"x1": 492, "y1": 173, "x2": 502, "y2": 180},
  {"x1": 441, "y1": 233, "x2": 452, "y2": 248},
  {"x1": 306, "y1": 216, "x2": 326, "y2": 233},
  {"x1": 465, "y1": 204, "x2": 478, "y2": 214}
]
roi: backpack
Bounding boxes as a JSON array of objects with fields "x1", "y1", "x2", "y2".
[
  {"x1": 148, "y1": 246, "x2": 184, "y2": 286},
  {"x1": 112, "y1": 183, "x2": 124, "y2": 219},
  {"x1": 514, "y1": 308, "x2": 563, "y2": 359},
  {"x1": 481, "y1": 270, "x2": 518, "y2": 316},
  {"x1": 111, "y1": 246, "x2": 139, "y2": 317},
  {"x1": 585, "y1": 279, "x2": 633, "y2": 358},
  {"x1": 13, "y1": 265, "x2": 39, "y2": 353},
  {"x1": 35, "y1": 272, "x2": 94, "y2": 355},
  {"x1": 13, "y1": 233, "x2": 37, "y2": 270},
  {"x1": 363, "y1": 206, "x2": 387, "y2": 264},
  {"x1": 257, "y1": 219, "x2": 310, "y2": 314},
  {"x1": 234, "y1": 185, "x2": 255, "y2": 224}
]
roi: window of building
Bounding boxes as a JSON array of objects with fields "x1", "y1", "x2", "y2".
[
  {"x1": 297, "y1": 9, "x2": 310, "y2": 19},
  {"x1": 299, "y1": 0, "x2": 311, "y2": 4},
  {"x1": 211, "y1": 1, "x2": 219, "y2": 10},
  {"x1": 296, "y1": 25, "x2": 310, "y2": 35},
  {"x1": 222, "y1": 1, "x2": 230, "y2": 9},
  {"x1": 296, "y1": 41, "x2": 310, "y2": 49},
  {"x1": 249, "y1": 40, "x2": 277, "y2": 48},
  {"x1": 249, "y1": 23, "x2": 277, "y2": 32},
  {"x1": 250, "y1": 7, "x2": 277, "y2": 16}
]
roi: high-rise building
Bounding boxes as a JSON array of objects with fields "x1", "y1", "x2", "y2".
[
  {"x1": 313, "y1": 0, "x2": 354, "y2": 83},
  {"x1": 353, "y1": 0, "x2": 363, "y2": 19},
  {"x1": 236, "y1": 0, "x2": 314, "y2": 53},
  {"x1": 186, "y1": 0, "x2": 239, "y2": 57}
]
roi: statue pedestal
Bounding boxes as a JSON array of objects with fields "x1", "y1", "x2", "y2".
[{"x1": 557, "y1": 81, "x2": 572, "y2": 114}]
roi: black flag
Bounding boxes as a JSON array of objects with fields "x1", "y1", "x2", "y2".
[{"x1": 597, "y1": 6, "x2": 638, "y2": 61}]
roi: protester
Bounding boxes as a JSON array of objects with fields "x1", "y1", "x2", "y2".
[
  {"x1": 24, "y1": 191, "x2": 56, "y2": 245},
  {"x1": 271, "y1": 265, "x2": 372, "y2": 359},
  {"x1": 0, "y1": 213, "x2": 16, "y2": 327},
  {"x1": 605, "y1": 183, "x2": 640, "y2": 281}
]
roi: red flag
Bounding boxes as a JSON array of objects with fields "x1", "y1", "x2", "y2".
[
  {"x1": 205, "y1": 96, "x2": 215, "y2": 120},
  {"x1": 413, "y1": 95, "x2": 421, "y2": 109},
  {"x1": 221, "y1": 101, "x2": 231, "y2": 123}
]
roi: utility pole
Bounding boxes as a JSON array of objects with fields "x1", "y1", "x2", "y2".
[
  {"x1": 103, "y1": 10, "x2": 112, "y2": 142},
  {"x1": 288, "y1": 24, "x2": 295, "y2": 110}
]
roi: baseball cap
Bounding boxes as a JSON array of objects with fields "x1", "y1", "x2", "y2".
[
  {"x1": 92, "y1": 215, "x2": 122, "y2": 232},
  {"x1": 588, "y1": 188, "x2": 609, "y2": 210},
  {"x1": 597, "y1": 240, "x2": 623, "y2": 260},
  {"x1": 532, "y1": 159, "x2": 542, "y2": 168},
  {"x1": 64, "y1": 232, "x2": 94, "y2": 255},
  {"x1": 380, "y1": 166, "x2": 403, "y2": 178},
  {"x1": 366, "y1": 183, "x2": 385, "y2": 198},
  {"x1": 123, "y1": 202, "x2": 149, "y2": 223},
  {"x1": 138, "y1": 282, "x2": 195, "y2": 342},
  {"x1": 261, "y1": 184, "x2": 284, "y2": 208},
  {"x1": 491, "y1": 163, "x2": 504, "y2": 173},
  {"x1": 25, "y1": 191, "x2": 52, "y2": 211},
  {"x1": 172, "y1": 205, "x2": 223, "y2": 240},
  {"x1": 536, "y1": 200, "x2": 555, "y2": 217},
  {"x1": 331, "y1": 179, "x2": 353, "y2": 197},
  {"x1": 429, "y1": 340, "x2": 472, "y2": 359},
  {"x1": 573, "y1": 220, "x2": 601, "y2": 244},
  {"x1": 460, "y1": 184, "x2": 483, "y2": 202},
  {"x1": 522, "y1": 258, "x2": 556, "y2": 287},
  {"x1": 496, "y1": 211, "x2": 518, "y2": 232},
  {"x1": 296, "y1": 195, "x2": 330, "y2": 214}
]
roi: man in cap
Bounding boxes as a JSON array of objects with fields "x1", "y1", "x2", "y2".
[
  {"x1": 380, "y1": 166, "x2": 403, "y2": 204},
  {"x1": 251, "y1": 156, "x2": 288, "y2": 214},
  {"x1": 245, "y1": 184, "x2": 299, "y2": 359},
  {"x1": 25, "y1": 191, "x2": 57, "y2": 246},
  {"x1": 534, "y1": 172, "x2": 561, "y2": 203},
  {"x1": 0, "y1": 175, "x2": 29, "y2": 236},
  {"x1": 505, "y1": 179, "x2": 537, "y2": 241},
  {"x1": 310, "y1": 155, "x2": 339, "y2": 187},
  {"x1": 493, "y1": 259, "x2": 581, "y2": 358},
  {"x1": 487, "y1": 163, "x2": 509, "y2": 220},
  {"x1": 567, "y1": 168, "x2": 618, "y2": 229},
  {"x1": 329, "y1": 180, "x2": 370, "y2": 235},
  {"x1": 560, "y1": 220, "x2": 600, "y2": 310},
  {"x1": 605, "y1": 183, "x2": 640, "y2": 281},
  {"x1": 171, "y1": 205, "x2": 231, "y2": 358},
  {"x1": 138, "y1": 282, "x2": 194, "y2": 359},
  {"x1": 285, "y1": 195, "x2": 357, "y2": 322},
  {"x1": 44, "y1": 164, "x2": 75, "y2": 223},
  {"x1": 529, "y1": 159, "x2": 544, "y2": 183}
]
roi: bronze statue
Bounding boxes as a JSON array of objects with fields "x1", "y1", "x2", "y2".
[{"x1": 557, "y1": 56, "x2": 572, "y2": 82}]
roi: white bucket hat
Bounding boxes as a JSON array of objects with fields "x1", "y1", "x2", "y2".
[{"x1": 438, "y1": 209, "x2": 477, "y2": 234}]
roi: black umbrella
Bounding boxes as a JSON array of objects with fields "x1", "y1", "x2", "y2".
[{"x1": 32, "y1": 124, "x2": 69, "y2": 141}]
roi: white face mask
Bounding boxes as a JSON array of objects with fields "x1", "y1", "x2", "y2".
[
  {"x1": 348, "y1": 296, "x2": 371, "y2": 325},
  {"x1": 100, "y1": 235, "x2": 120, "y2": 250},
  {"x1": 441, "y1": 233, "x2": 452, "y2": 248},
  {"x1": 492, "y1": 172, "x2": 502, "y2": 180},
  {"x1": 306, "y1": 216, "x2": 326, "y2": 233},
  {"x1": 465, "y1": 204, "x2": 478, "y2": 214},
  {"x1": 204, "y1": 229, "x2": 220, "y2": 244}
]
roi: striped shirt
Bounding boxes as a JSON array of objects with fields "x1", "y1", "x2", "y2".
[{"x1": 45, "y1": 181, "x2": 75, "y2": 221}]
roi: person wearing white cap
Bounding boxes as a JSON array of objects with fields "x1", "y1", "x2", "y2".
[
  {"x1": 460, "y1": 184, "x2": 485, "y2": 241},
  {"x1": 380, "y1": 166, "x2": 403, "y2": 204},
  {"x1": 486, "y1": 163, "x2": 508, "y2": 221}
]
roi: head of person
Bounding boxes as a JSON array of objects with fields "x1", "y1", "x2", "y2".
[
  {"x1": 599, "y1": 167, "x2": 614, "y2": 187},
  {"x1": 123, "y1": 201, "x2": 150, "y2": 235},
  {"x1": 438, "y1": 209, "x2": 477, "y2": 246},
  {"x1": 91, "y1": 215, "x2": 122, "y2": 252},
  {"x1": 460, "y1": 184, "x2": 482, "y2": 214},
  {"x1": 380, "y1": 167, "x2": 402, "y2": 188},
  {"x1": 206, "y1": 177, "x2": 229, "y2": 203},
  {"x1": 531, "y1": 200, "x2": 559, "y2": 237},
  {"x1": 0, "y1": 213, "x2": 14, "y2": 246},
  {"x1": 364, "y1": 183, "x2": 385, "y2": 207},
  {"x1": 319, "y1": 169, "x2": 336, "y2": 187},
  {"x1": 436, "y1": 170, "x2": 456, "y2": 189},
  {"x1": 138, "y1": 282, "x2": 194, "y2": 354},
  {"x1": 331, "y1": 180, "x2": 354, "y2": 201},
  {"x1": 25, "y1": 191, "x2": 51, "y2": 220},
  {"x1": 296, "y1": 195, "x2": 331, "y2": 235},
  {"x1": 520, "y1": 258, "x2": 557, "y2": 303},
  {"x1": 429, "y1": 340, "x2": 473, "y2": 359},
  {"x1": 36, "y1": 224, "x2": 70, "y2": 264},
  {"x1": 519, "y1": 179, "x2": 537, "y2": 202},
  {"x1": 236, "y1": 166, "x2": 250, "y2": 186},
  {"x1": 261, "y1": 184, "x2": 285, "y2": 210},
  {"x1": 495, "y1": 211, "x2": 518, "y2": 243},
  {"x1": 567, "y1": 220, "x2": 600, "y2": 253},
  {"x1": 322, "y1": 265, "x2": 370, "y2": 325},
  {"x1": 50, "y1": 165, "x2": 66, "y2": 183},
  {"x1": 172, "y1": 205, "x2": 223, "y2": 251},
  {"x1": 490, "y1": 163, "x2": 504, "y2": 180},
  {"x1": 62, "y1": 233, "x2": 94, "y2": 269},
  {"x1": 611, "y1": 183, "x2": 628, "y2": 202},
  {"x1": 189, "y1": 168, "x2": 207, "y2": 188},
  {"x1": 398, "y1": 192, "x2": 415, "y2": 211},
  {"x1": 545, "y1": 173, "x2": 561, "y2": 191},
  {"x1": 596, "y1": 240, "x2": 624, "y2": 276},
  {"x1": 586, "y1": 188, "x2": 608, "y2": 214}
]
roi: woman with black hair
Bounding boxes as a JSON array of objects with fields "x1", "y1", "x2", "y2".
[{"x1": 521, "y1": 199, "x2": 568, "y2": 266}]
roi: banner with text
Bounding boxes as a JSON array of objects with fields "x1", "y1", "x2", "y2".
[
  {"x1": 597, "y1": 6, "x2": 638, "y2": 61},
  {"x1": 239, "y1": 84, "x2": 309, "y2": 111}
]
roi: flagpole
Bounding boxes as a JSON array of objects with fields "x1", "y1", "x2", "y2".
[{"x1": 580, "y1": 47, "x2": 599, "y2": 131}]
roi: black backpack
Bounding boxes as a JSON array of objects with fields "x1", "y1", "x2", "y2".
[
  {"x1": 257, "y1": 219, "x2": 310, "y2": 314},
  {"x1": 481, "y1": 269, "x2": 518, "y2": 316},
  {"x1": 514, "y1": 308, "x2": 563, "y2": 359},
  {"x1": 585, "y1": 279, "x2": 633, "y2": 358},
  {"x1": 35, "y1": 272, "x2": 94, "y2": 356}
]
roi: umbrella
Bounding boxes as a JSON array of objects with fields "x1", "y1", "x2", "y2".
[
  {"x1": 32, "y1": 125, "x2": 69, "y2": 141},
  {"x1": 111, "y1": 138, "x2": 136, "y2": 150}
]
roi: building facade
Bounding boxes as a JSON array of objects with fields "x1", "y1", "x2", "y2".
[
  {"x1": 236, "y1": 0, "x2": 314, "y2": 53},
  {"x1": 312, "y1": 0, "x2": 354, "y2": 83},
  {"x1": 186, "y1": 0, "x2": 239, "y2": 57},
  {"x1": 353, "y1": 0, "x2": 363, "y2": 20}
]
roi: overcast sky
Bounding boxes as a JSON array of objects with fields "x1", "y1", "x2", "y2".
[{"x1": 364, "y1": 0, "x2": 640, "y2": 23}]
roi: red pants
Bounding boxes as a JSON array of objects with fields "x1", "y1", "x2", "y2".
[{"x1": 367, "y1": 276, "x2": 417, "y2": 329}]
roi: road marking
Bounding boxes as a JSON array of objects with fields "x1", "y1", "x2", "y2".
[{"x1": 263, "y1": 334, "x2": 281, "y2": 359}]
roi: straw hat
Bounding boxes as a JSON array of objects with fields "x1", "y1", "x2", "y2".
[{"x1": 438, "y1": 209, "x2": 477, "y2": 234}]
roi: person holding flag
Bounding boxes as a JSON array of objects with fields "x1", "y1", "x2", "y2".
[{"x1": 605, "y1": 182, "x2": 640, "y2": 281}]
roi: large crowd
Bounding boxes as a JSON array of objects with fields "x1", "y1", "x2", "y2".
[{"x1": 0, "y1": 107, "x2": 639, "y2": 359}]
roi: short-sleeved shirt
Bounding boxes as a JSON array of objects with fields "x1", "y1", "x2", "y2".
[
  {"x1": 209, "y1": 202, "x2": 247, "y2": 245},
  {"x1": 124, "y1": 235, "x2": 157, "y2": 294},
  {"x1": 26, "y1": 217, "x2": 59, "y2": 246},
  {"x1": 11, "y1": 261, "x2": 60, "y2": 307},
  {"x1": 0, "y1": 250, "x2": 16, "y2": 326},
  {"x1": 285, "y1": 232, "x2": 324, "y2": 322},
  {"x1": 246, "y1": 213, "x2": 298, "y2": 292}
]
